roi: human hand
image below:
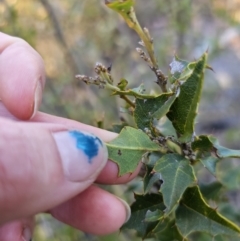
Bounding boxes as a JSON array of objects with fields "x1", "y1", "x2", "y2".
[{"x1": 0, "y1": 32, "x2": 140, "y2": 241}]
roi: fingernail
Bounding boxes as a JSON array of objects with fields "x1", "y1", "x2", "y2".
[
  {"x1": 22, "y1": 227, "x2": 32, "y2": 241},
  {"x1": 116, "y1": 197, "x2": 131, "y2": 223},
  {"x1": 53, "y1": 130, "x2": 108, "y2": 182},
  {"x1": 31, "y1": 80, "x2": 42, "y2": 119}
]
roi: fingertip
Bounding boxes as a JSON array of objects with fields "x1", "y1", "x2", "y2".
[
  {"x1": 0, "y1": 217, "x2": 34, "y2": 241},
  {"x1": 96, "y1": 161, "x2": 142, "y2": 184},
  {"x1": 51, "y1": 186, "x2": 129, "y2": 235},
  {"x1": 0, "y1": 37, "x2": 45, "y2": 120}
]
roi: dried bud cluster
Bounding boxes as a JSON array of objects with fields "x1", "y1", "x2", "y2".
[
  {"x1": 75, "y1": 74, "x2": 106, "y2": 88},
  {"x1": 153, "y1": 68, "x2": 168, "y2": 87},
  {"x1": 94, "y1": 62, "x2": 108, "y2": 75},
  {"x1": 76, "y1": 62, "x2": 113, "y2": 89},
  {"x1": 136, "y1": 47, "x2": 151, "y2": 65}
]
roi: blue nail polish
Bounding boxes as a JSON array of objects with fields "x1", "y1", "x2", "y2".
[{"x1": 69, "y1": 130, "x2": 102, "y2": 163}]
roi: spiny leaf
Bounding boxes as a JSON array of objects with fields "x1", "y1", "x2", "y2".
[
  {"x1": 154, "y1": 153, "x2": 197, "y2": 214},
  {"x1": 192, "y1": 135, "x2": 215, "y2": 152},
  {"x1": 200, "y1": 154, "x2": 219, "y2": 176},
  {"x1": 169, "y1": 56, "x2": 196, "y2": 84},
  {"x1": 193, "y1": 135, "x2": 240, "y2": 158},
  {"x1": 167, "y1": 53, "x2": 207, "y2": 142},
  {"x1": 152, "y1": 218, "x2": 185, "y2": 241},
  {"x1": 152, "y1": 94, "x2": 177, "y2": 119},
  {"x1": 106, "y1": 127, "x2": 165, "y2": 175},
  {"x1": 112, "y1": 122, "x2": 129, "y2": 133},
  {"x1": 200, "y1": 182, "x2": 225, "y2": 201},
  {"x1": 145, "y1": 210, "x2": 164, "y2": 222},
  {"x1": 143, "y1": 152, "x2": 164, "y2": 194},
  {"x1": 176, "y1": 186, "x2": 240, "y2": 238},
  {"x1": 218, "y1": 167, "x2": 240, "y2": 190},
  {"x1": 192, "y1": 135, "x2": 240, "y2": 174},
  {"x1": 122, "y1": 193, "x2": 165, "y2": 238},
  {"x1": 134, "y1": 93, "x2": 173, "y2": 131},
  {"x1": 209, "y1": 136, "x2": 240, "y2": 158},
  {"x1": 143, "y1": 165, "x2": 162, "y2": 194}
]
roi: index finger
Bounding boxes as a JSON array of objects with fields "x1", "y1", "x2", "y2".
[{"x1": 0, "y1": 32, "x2": 45, "y2": 120}]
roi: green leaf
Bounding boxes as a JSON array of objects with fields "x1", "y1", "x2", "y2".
[
  {"x1": 218, "y1": 166, "x2": 240, "y2": 190},
  {"x1": 209, "y1": 136, "x2": 240, "y2": 158},
  {"x1": 154, "y1": 153, "x2": 197, "y2": 213},
  {"x1": 200, "y1": 154, "x2": 219, "y2": 176},
  {"x1": 192, "y1": 135, "x2": 240, "y2": 175},
  {"x1": 117, "y1": 78, "x2": 128, "y2": 90},
  {"x1": 167, "y1": 53, "x2": 207, "y2": 142},
  {"x1": 192, "y1": 135, "x2": 214, "y2": 152},
  {"x1": 143, "y1": 152, "x2": 164, "y2": 193},
  {"x1": 143, "y1": 164, "x2": 162, "y2": 194},
  {"x1": 200, "y1": 182, "x2": 224, "y2": 201},
  {"x1": 106, "y1": 127, "x2": 164, "y2": 175},
  {"x1": 105, "y1": 0, "x2": 138, "y2": 30},
  {"x1": 153, "y1": 218, "x2": 185, "y2": 241},
  {"x1": 169, "y1": 56, "x2": 196, "y2": 84},
  {"x1": 122, "y1": 193, "x2": 165, "y2": 238},
  {"x1": 192, "y1": 135, "x2": 240, "y2": 158},
  {"x1": 152, "y1": 94, "x2": 177, "y2": 119},
  {"x1": 145, "y1": 209, "x2": 164, "y2": 222},
  {"x1": 154, "y1": 117, "x2": 178, "y2": 138},
  {"x1": 176, "y1": 186, "x2": 240, "y2": 238},
  {"x1": 134, "y1": 93, "x2": 173, "y2": 131},
  {"x1": 112, "y1": 122, "x2": 129, "y2": 133},
  {"x1": 105, "y1": 0, "x2": 134, "y2": 13}
]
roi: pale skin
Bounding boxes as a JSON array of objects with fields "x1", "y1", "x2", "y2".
[{"x1": 0, "y1": 32, "x2": 141, "y2": 240}]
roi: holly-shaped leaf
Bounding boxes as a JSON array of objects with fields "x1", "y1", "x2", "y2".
[
  {"x1": 154, "y1": 153, "x2": 197, "y2": 214},
  {"x1": 193, "y1": 135, "x2": 240, "y2": 158},
  {"x1": 145, "y1": 209, "x2": 164, "y2": 222},
  {"x1": 192, "y1": 135, "x2": 240, "y2": 176},
  {"x1": 106, "y1": 127, "x2": 164, "y2": 175},
  {"x1": 192, "y1": 135, "x2": 215, "y2": 152},
  {"x1": 209, "y1": 136, "x2": 240, "y2": 158},
  {"x1": 143, "y1": 164, "x2": 162, "y2": 194},
  {"x1": 143, "y1": 152, "x2": 164, "y2": 194},
  {"x1": 169, "y1": 56, "x2": 196, "y2": 84},
  {"x1": 134, "y1": 93, "x2": 173, "y2": 131},
  {"x1": 122, "y1": 193, "x2": 165, "y2": 238},
  {"x1": 112, "y1": 122, "x2": 129, "y2": 133},
  {"x1": 167, "y1": 53, "x2": 207, "y2": 142},
  {"x1": 152, "y1": 94, "x2": 177, "y2": 120},
  {"x1": 200, "y1": 182, "x2": 225, "y2": 201},
  {"x1": 152, "y1": 218, "x2": 185, "y2": 241},
  {"x1": 176, "y1": 186, "x2": 240, "y2": 238},
  {"x1": 200, "y1": 155, "x2": 219, "y2": 176},
  {"x1": 218, "y1": 167, "x2": 240, "y2": 190}
]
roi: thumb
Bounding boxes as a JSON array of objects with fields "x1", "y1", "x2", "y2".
[{"x1": 0, "y1": 118, "x2": 108, "y2": 224}]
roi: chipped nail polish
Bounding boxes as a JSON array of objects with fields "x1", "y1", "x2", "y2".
[{"x1": 53, "y1": 130, "x2": 108, "y2": 182}]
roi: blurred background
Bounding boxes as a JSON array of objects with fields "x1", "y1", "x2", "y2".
[{"x1": 1, "y1": 0, "x2": 240, "y2": 240}]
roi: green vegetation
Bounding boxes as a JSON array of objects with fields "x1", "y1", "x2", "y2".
[
  {"x1": 77, "y1": 1, "x2": 240, "y2": 240},
  {"x1": 2, "y1": 0, "x2": 240, "y2": 240}
]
